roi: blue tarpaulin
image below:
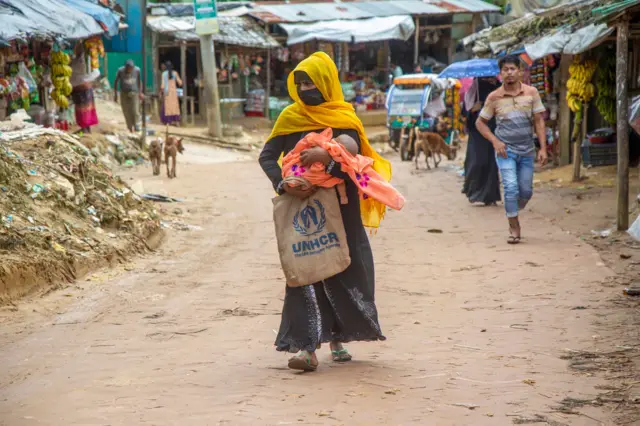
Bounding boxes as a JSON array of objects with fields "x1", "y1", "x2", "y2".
[
  {"x1": 438, "y1": 58, "x2": 500, "y2": 79},
  {"x1": 0, "y1": 0, "x2": 104, "y2": 41},
  {"x1": 62, "y1": 0, "x2": 120, "y2": 37}
]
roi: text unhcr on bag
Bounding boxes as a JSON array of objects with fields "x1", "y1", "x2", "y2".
[{"x1": 273, "y1": 187, "x2": 351, "y2": 287}]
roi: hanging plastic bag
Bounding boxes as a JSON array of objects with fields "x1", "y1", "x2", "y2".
[
  {"x1": 630, "y1": 95, "x2": 640, "y2": 136},
  {"x1": 17, "y1": 62, "x2": 37, "y2": 94}
]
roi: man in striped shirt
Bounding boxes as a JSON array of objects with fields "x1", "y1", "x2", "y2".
[{"x1": 476, "y1": 55, "x2": 548, "y2": 244}]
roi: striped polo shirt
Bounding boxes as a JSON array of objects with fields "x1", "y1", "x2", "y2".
[{"x1": 480, "y1": 83, "x2": 546, "y2": 156}]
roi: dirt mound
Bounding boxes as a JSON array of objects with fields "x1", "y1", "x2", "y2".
[{"x1": 0, "y1": 131, "x2": 162, "y2": 304}]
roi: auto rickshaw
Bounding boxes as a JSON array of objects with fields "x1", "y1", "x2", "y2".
[{"x1": 385, "y1": 74, "x2": 449, "y2": 161}]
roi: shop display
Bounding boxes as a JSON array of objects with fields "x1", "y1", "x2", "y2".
[
  {"x1": 245, "y1": 89, "x2": 265, "y2": 116},
  {"x1": 444, "y1": 81, "x2": 463, "y2": 134},
  {"x1": 595, "y1": 51, "x2": 616, "y2": 125},
  {"x1": 50, "y1": 49, "x2": 72, "y2": 109},
  {"x1": 566, "y1": 56, "x2": 596, "y2": 115},
  {"x1": 84, "y1": 37, "x2": 105, "y2": 70},
  {"x1": 531, "y1": 56, "x2": 558, "y2": 96}
]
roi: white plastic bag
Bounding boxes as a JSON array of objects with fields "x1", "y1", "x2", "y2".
[
  {"x1": 628, "y1": 213, "x2": 640, "y2": 242},
  {"x1": 630, "y1": 95, "x2": 640, "y2": 136},
  {"x1": 17, "y1": 62, "x2": 37, "y2": 94}
]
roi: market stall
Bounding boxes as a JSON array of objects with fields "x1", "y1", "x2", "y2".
[
  {"x1": 146, "y1": 13, "x2": 279, "y2": 124},
  {"x1": 0, "y1": 0, "x2": 117, "y2": 128},
  {"x1": 462, "y1": 0, "x2": 640, "y2": 229}
]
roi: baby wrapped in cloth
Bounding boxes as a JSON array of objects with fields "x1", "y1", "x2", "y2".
[{"x1": 281, "y1": 128, "x2": 405, "y2": 211}]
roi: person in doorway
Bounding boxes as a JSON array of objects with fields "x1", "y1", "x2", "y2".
[
  {"x1": 476, "y1": 55, "x2": 548, "y2": 244},
  {"x1": 70, "y1": 42, "x2": 99, "y2": 133},
  {"x1": 259, "y1": 52, "x2": 390, "y2": 372},
  {"x1": 114, "y1": 59, "x2": 143, "y2": 132},
  {"x1": 160, "y1": 61, "x2": 183, "y2": 126},
  {"x1": 462, "y1": 77, "x2": 501, "y2": 206},
  {"x1": 391, "y1": 63, "x2": 403, "y2": 79}
]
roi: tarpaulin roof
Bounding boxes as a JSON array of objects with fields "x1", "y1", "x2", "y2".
[
  {"x1": 0, "y1": 0, "x2": 105, "y2": 41},
  {"x1": 62, "y1": 0, "x2": 121, "y2": 37},
  {"x1": 250, "y1": 0, "x2": 449, "y2": 23},
  {"x1": 147, "y1": 16, "x2": 279, "y2": 49},
  {"x1": 464, "y1": 0, "x2": 640, "y2": 59},
  {"x1": 524, "y1": 22, "x2": 615, "y2": 59},
  {"x1": 431, "y1": 0, "x2": 502, "y2": 13},
  {"x1": 148, "y1": 2, "x2": 252, "y2": 18},
  {"x1": 280, "y1": 15, "x2": 415, "y2": 45}
]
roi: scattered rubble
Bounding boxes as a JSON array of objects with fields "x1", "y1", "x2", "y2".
[{"x1": 0, "y1": 127, "x2": 161, "y2": 303}]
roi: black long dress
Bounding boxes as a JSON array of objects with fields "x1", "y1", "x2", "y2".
[
  {"x1": 462, "y1": 109, "x2": 501, "y2": 205},
  {"x1": 259, "y1": 128, "x2": 385, "y2": 353}
]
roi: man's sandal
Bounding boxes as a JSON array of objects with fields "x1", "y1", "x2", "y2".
[
  {"x1": 288, "y1": 352, "x2": 318, "y2": 372},
  {"x1": 508, "y1": 235, "x2": 521, "y2": 244},
  {"x1": 331, "y1": 349, "x2": 353, "y2": 362}
]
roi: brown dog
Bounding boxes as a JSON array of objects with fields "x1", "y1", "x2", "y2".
[
  {"x1": 164, "y1": 135, "x2": 184, "y2": 179},
  {"x1": 148, "y1": 138, "x2": 163, "y2": 176},
  {"x1": 414, "y1": 129, "x2": 457, "y2": 170}
]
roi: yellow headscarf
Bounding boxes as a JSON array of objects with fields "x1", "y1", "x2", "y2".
[{"x1": 266, "y1": 52, "x2": 392, "y2": 229}]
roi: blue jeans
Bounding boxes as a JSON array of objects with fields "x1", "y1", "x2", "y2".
[{"x1": 496, "y1": 150, "x2": 535, "y2": 218}]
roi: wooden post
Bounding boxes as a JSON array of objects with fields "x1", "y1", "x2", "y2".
[
  {"x1": 103, "y1": 53, "x2": 109, "y2": 89},
  {"x1": 384, "y1": 40, "x2": 390, "y2": 76},
  {"x1": 199, "y1": 35, "x2": 223, "y2": 137},
  {"x1": 190, "y1": 97, "x2": 195, "y2": 126},
  {"x1": 151, "y1": 31, "x2": 159, "y2": 119},
  {"x1": 141, "y1": 0, "x2": 147, "y2": 147},
  {"x1": 196, "y1": 43, "x2": 203, "y2": 119},
  {"x1": 342, "y1": 42, "x2": 349, "y2": 76},
  {"x1": 616, "y1": 18, "x2": 630, "y2": 231},
  {"x1": 414, "y1": 16, "x2": 420, "y2": 67},
  {"x1": 572, "y1": 102, "x2": 588, "y2": 182},
  {"x1": 338, "y1": 43, "x2": 345, "y2": 81},
  {"x1": 180, "y1": 41, "x2": 187, "y2": 126},
  {"x1": 558, "y1": 55, "x2": 572, "y2": 166},
  {"x1": 151, "y1": 32, "x2": 159, "y2": 92},
  {"x1": 471, "y1": 14, "x2": 481, "y2": 33},
  {"x1": 264, "y1": 48, "x2": 271, "y2": 120}
]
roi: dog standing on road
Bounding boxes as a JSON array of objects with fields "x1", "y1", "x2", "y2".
[
  {"x1": 414, "y1": 130, "x2": 457, "y2": 170},
  {"x1": 148, "y1": 138, "x2": 163, "y2": 176},
  {"x1": 164, "y1": 133, "x2": 184, "y2": 179}
]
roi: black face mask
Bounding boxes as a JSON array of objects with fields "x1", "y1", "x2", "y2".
[{"x1": 298, "y1": 87, "x2": 325, "y2": 106}]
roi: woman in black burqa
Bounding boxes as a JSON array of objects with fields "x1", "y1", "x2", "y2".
[
  {"x1": 462, "y1": 77, "x2": 501, "y2": 205},
  {"x1": 259, "y1": 52, "x2": 386, "y2": 372}
]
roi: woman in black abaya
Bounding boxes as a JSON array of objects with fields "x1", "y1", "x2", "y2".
[{"x1": 462, "y1": 78, "x2": 501, "y2": 205}]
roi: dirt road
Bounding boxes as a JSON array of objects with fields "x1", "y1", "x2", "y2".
[{"x1": 0, "y1": 145, "x2": 634, "y2": 425}]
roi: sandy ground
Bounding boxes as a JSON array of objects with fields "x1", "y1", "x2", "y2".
[{"x1": 1, "y1": 141, "x2": 640, "y2": 425}]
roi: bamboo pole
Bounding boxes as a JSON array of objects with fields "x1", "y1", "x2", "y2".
[
  {"x1": 558, "y1": 55, "x2": 572, "y2": 166},
  {"x1": 571, "y1": 103, "x2": 586, "y2": 182},
  {"x1": 264, "y1": 48, "x2": 271, "y2": 120},
  {"x1": 616, "y1": 18, "x2": 630, "y2": 231},
  {"x1": 180, "y1": 41, "x2": 187, "y2": 125},
  {"x1": 414, "y1": 16, "x2": 420, "y2": 67}
]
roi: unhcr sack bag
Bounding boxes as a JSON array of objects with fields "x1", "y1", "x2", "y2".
[{"x1": 273, "y1": 188, "x2": 351, "y2": 287}]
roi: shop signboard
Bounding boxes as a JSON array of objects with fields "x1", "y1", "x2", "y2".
[{"x1": 193, "y1": 0, "x2": 219, "y2": 35}]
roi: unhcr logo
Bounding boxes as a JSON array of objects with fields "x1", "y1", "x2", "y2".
[{"x1": 292, "y1": 199, "x2": 341, "y2": 257}]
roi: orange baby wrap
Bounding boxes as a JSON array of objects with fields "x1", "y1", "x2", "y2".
[{"x1": 281, "y1": 129, "x2": 405, "y2": 211}]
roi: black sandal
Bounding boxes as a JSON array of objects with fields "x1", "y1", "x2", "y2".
[{"x1": 508, "y1": 235, "x2": 521, "y2": 244}]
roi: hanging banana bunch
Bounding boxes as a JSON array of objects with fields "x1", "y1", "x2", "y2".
[
  {"x1": 566, "y1": 56, "x2": 597, "y2": 116},
  {"x1": 84, "y1": 37, "x2": 105, "y2": 70},
  {"x1": 594, "y1": 52, "x2": 616, "y2": 125},
  {"x1": 50, "y1": 49, "x2": 72, "y2": 109}
]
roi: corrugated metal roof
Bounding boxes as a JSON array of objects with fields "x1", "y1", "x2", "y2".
[
  {"x1": 250, "y1": 0, "x2": 450, "y2": 23},
  {"x1": 431, "y1": 0, "x2": 502, "y2": 13},
  {"x1": 147, "y1": 16, "x2": 279, "y2": 48}
]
